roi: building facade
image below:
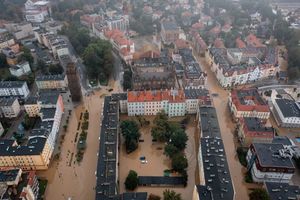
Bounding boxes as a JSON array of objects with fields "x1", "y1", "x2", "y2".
[
  {"x1": 0, "y1": 81, "x2": 30, "y2": 99},
  {"x1": 0, "y1": 97, "x2": 21, "y2": 118},
  {"x1": 246, "y1": 143, "x2": 295, "y2": 183},
  {"x1": 35, "y1": 74, "x2": 68, "y2": 90},
  {"x1": 9, "y1": 61, "x2": 31, "y2": 77},
  {"x1": 229, "y1": 89, "x2": 270, "y2": 120},
  {"x1": 66, "y1": 62, "x2": 82, "y2": 102}
]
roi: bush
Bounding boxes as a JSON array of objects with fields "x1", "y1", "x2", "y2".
[
  {"x1": 148, "y1": 194, "x2": 161, "y2": 200},
  {"x1": 237, "y1": 147, "x2": 248, "y2": 167},
  {"x1": 81, "y1": 121, "x2": 89, "y2": 130},
  {"x1": 171, "y1": 154, "x2": 188, "y2": 173},
  {"x1": 249, "y1": 188, "x2": 270, "y2": 200},
  {"x1": 244, "y1": 171, "x2": 253, "y2": 183},
  {"x1": 125, "y1": 170, "x2": 138, "y2": 190}
]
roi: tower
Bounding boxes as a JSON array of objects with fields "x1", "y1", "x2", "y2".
[{"x1": 66, "y1": 62, "x2": 82, "y2": 102}]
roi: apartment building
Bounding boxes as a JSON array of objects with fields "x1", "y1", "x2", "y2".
[
  {"x1": 9, "y1": 61, "x2": 32, "y2": 77},
  {"x1": 0, "y1": 81, "x2": 30, "y2": 99},
  {"x1": 246, "y1": 142, "x2": 295, "y2": 183},
  {"x1": 0, "y1": 30, "x2": 15, "y2": 50},
  {"x1": 0, "y1": 169, "x2": 39, "y2": 200},
  {"x1": 4, "y1": 22, "x2": 33, "y2": 40},
  {"x1": 106, "y1": 15, "x2": 129, "y2": 32},
  {"x1": 160, "y1": 20, "x2": 181, "y2": 45},
  {"x1": 229, "y1": 89, "x2": 270, "y2": 120},
  {"x1": 206, "y1": 47, "x2": 278, "y2": 87},
  {"x1": 0, "y1": 91, "x2": 64, "y2": 170},
  {"x1": 24, "y1": 0, "x2": 51, "y2": 23},
  {"x1": 196, "y1": 106, "x2": 235, "y2": 200},
  {"x1": 127, "y1": 88, "x2": 211, "y2": 117},
  {"x1": 24, "y1": 96, "x2": 40, "y2": 117},
  {"x1": 35, "y1": 74, "x2": 68, "y2": 90},
  {"x1": 271, "y1": 98, "x2": 300, "y2": 128},
  {"x1": 0, "y1": 97, "x2": 21, "y2": 118},
  {"x1": 264, "y1": 182, "x2": 300, "y2": 200},
  {"x1": 238, "y1": 117, "x2": 274, "y2": 146}
]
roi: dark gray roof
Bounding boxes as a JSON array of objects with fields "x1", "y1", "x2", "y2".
[
  {"x1": 95, "y1": 96, "x2": 119, "y2": 199},
  {"x1": 196, "y1": 185, "x2": 213, "y2": 200},
  {"x1": 0, "y1": 97, "x2": 18, "y2": 106},
  {"x1": 275, "y1": 98, "x2": 300, "y2": 118},
  {"x1": 265, "y1": 182, "x2": 300, "y2": 200},
  {"x1": 243, "y1": 117, "x2": 273, "y2": 132},
  {"x1": 25, "y1": 96, "x2": 38, "y2": 104},
  {"x1": 30, "y1": 129, "x2": 50, "y2": 138},
  {"x1": 36, "y1": 74, "x2": 65, "y2": 81},
  {"x1": 40, "y1": 108, "x2": 56, "y2": 119},
  {"x1": 184, "y1": 88, "x2": 209, "y2": 99},
  {"x1": 161, "y1": 20, "x2": 178, "y2": 31},
  {"x1": 38, "y1": 91, "x2": 60, "y2": 105},
  {"x1": 121, "y1": 193, "x2": 148, "y2": 200},
  {"x1": 0, "y1": 169, "x2": 20, "y2": 182},
  {"x1": 0, "y1": 81, "x2": 26, "y2": 88},
  {"x1": 272, "y1": 136, "x2": 293, "y2": 146},
  {"x1": 198, "y1": 106, "x2": 234, "y2": 200},
  {"x1": 138, "y1": 176, "x2": 185, "y2": 186},
  {"x1": 111, "y1": 93, "x2": 127, "y2": 101},
  {"x1": 252, "y1": 143, "x2": 295, "y2": 168},
  {"x1": 0, "y1": 137, "x2": 47, "y2": 156},
  {"x1": 237, "y1": 89, "x2": 266, "y2": 105}
]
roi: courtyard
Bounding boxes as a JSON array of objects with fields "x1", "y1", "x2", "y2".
[{"x1": 119, "y1": 115, "x2": 197, "y2": 199}]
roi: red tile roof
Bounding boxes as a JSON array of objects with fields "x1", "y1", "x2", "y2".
[
  {"x1": 245, "y1": 33, "x2": 265, "y2": 48},
  {"x1": 214, "y1": 38, "x2": 225, "y2": 48},
  {"x1": 128, "y1": 90, "x2": 185, "y2": 103},
  {"x1": 236, "y1": 37, "x2": 246, "y2": 48},
  {"x1": 175, "y1": 39, "x2": 190, "y2": 49}
]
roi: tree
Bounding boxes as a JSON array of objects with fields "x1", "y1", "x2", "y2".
[
  {"x1": 48, "y1": 64, "x2": 64, "y2": 75},
  {"x1": 163, "y1": 189, "x2": 182, "y2": 200},
  {"x1": 125, "y1": 170, "x2": 138, "y2": 190},
  {"x1": 148, "y1": 194, "x2": 161, "y2": 200},
  {"x1": 120, "y1": 120, "x2": 141, "y2": 153},
  {"x1": 123, "y1": 70, "x2": 132, "y2": 90},
  {"x1": 0, "y1": 53, "x2": 7, "y2": 67},
  {"x1": 20, "y1": 47, "x2": 33, "y2": 65},
  {"x1": 171, "y1": 153, "x2": 188, "y2": 173},
  {"x1": 249, "y1": 189, "x2": 270, "y2": 200},
  {"x1": 164, "y1": 144, "x2": 179, "y2": 158},
  {"x1": 82, "y1": 39, "x2": 113, "y2": 85},
  {"x1": 151, "y1": 111, "x2": 170, "y2": 142},
  {"x1": 169, "y1": 128, "x2": 188, "y2": 151}
]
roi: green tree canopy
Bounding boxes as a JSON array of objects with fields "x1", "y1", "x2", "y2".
[
  {"x1": 163, "y1": 189, "x2": 182, "y2": 200},
  {"x1": 249, "y1": 188, "x2": 270, "y2": 200},
  {"x1": 125, "y1": 170, "x2": 138, "y2": 191},
  {"x1": 164, "y1": 144, "x2": 179, "y2": 158},
  {"x1": 120, "y1": 120, "x2": 141, "y2": 153},
  {"x1": 171, "y1": 153, "x2": 188, "y2": 173}
]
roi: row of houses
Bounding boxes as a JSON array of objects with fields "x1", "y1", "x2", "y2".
[
  {"x1": 0, "y1": 90, "x2": 64, "y2": 170},
  {"x1": 206, "y1": 47, "x2": 279, "y2": 88}
]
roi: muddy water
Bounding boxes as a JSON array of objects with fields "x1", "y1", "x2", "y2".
[
  {"x1": 197, "y1": 55, "x2": 251, "y2": 199},
  {"x1": 119, "y1": 116, "x2": 197, "y2": 199},
  {"x1": 38, "y1": 91, "x2": 104, "y2": 200}
]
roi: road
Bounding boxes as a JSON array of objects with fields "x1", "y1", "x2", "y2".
[{"x1": 196, "y1": 54, "x2": 252, "y2": 199}]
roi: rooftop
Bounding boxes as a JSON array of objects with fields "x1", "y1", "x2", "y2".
[
  {"x1": 0, "y1": 97, "x2": 17, "y2": 106},
  {"x1": 275, "y1": 98, "x2": 300, "y2": 118},
  {"x1": 252, "y1": 143, "x2": 295, "y2": 169},
  {"x1": 198, "y1": 106, "x2": 234, "y2": 200},
  {"x1": 0, "y1": 81, "x2": 26, "y2": 89},
  {"x1": 265, "y1": 182, "x2": 300, "y2": 200},
  {"x1": 36, "y1": 74, "x2": 65, "y2": 81},
  {"x1": 138, "y1": 176, "x2": 185, "y2": 186},
  {"x1": 127, "y1": 90, "x2": 185, "y2": 103},
  {"x1": 184, "y1": 88, "x2": 209, "y2": 99},
  {"x1": 0, "y1": 169, "x2": 20, "y2": 183},
  {"x1": 161, "y1": 20, "x2": 179, "y2": 31},
  {"x1": 40, "y1": 108, "x2": 56, "y2": 119},
  {"x1": 38, "y1": 91, "x2": 60, "y2": 105},
  {"x1": 241, "y1": 117, "x2": 274, "y2": 135}
]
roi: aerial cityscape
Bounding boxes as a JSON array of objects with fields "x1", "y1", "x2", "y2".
[{"x1": 0, "y1": 0, "x2": 300, "y2": 199}]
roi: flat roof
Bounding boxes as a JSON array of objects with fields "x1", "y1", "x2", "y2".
[
  {"x1": 198, "y1": 106, "x2": 234, "y2": 200},
  {"x1": 275, "y1": 98, "x2": 300, "y2": 118},
  {"x1": 36, "y1": 74, "x2": 65, "y2": 81},
  {"x1": 138, "y1": 176, "x2": 185, "y2": 186},
  {"x1": 265, "y1": 182, "x2": 300, "y2": 200},
  {"x1": 252, "y1": 143, "x2": 295, "y2": 168},
  {"x1": 0, "y1": 169, "x2": 20, "y2": 182},
  {"x1": 0, "y1": 81, "x2": 26, "y2": 89}
]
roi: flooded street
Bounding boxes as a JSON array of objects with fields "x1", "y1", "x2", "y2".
[
  {"x1": 38, "y1": 90, "x2": 105, "y2": 200},
  {"x1": 119, "y1": 116, "x2": 197, "y2": 199},
  {"x1": 197, "y1": 55, "x2": 251, "y2": 199}
]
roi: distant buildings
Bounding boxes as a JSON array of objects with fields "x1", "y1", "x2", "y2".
[
  {"x1": 66, "y1": 62, "x2": 82, "y2": 102},
  {"x1": 106, "y1": 15, "x2": 129, "y2": 32},
  {"x1": 4, "y1": 22, "x2": 33, "y2": 40},
  {"x1": 0, "y1": 81, "x2": 30, "y2": 99},
  {"x1": 160, "y1": 20, "x2": 181, "y2": 45},
  {"x1": 246, "y1": 142, "x2": 295, "y2": 183},
  {"x1": 0, "y1": 169, "x2": 39, "y2": 200},
  {"x1": 229, "y1": 89, "x2": 270, "y2": 120},
  {"x1": 206, "y1": 47, "x2": 279, "y2": 87},
  {"x1": 35, "y1": 74, "x2": 68, "y2": 90},
  {"x1": 24, "y1": 0, "x2": 51, "y2": 23},
  {"x1": 271, "y1": 98, "x2": 300, "y2": 128},
  {"x1": 0, "y1": 97, "x2": 21, "y2": 118},
  {"x1": 237, "y1": 117, "x2": 274, "y2": 146}
]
